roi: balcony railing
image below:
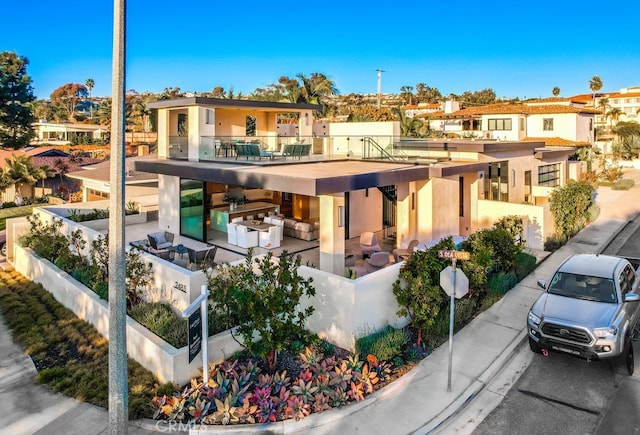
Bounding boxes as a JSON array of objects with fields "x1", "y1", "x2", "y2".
[
  {"x1": 166, "y1": 135, "x2": 485, "y2": 163},
  {"x1": 168, "y1": 136, "x2": 188, "y2": 159}
]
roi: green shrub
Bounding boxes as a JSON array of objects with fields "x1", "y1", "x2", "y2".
[
  {"x1": 513, "y1": 252, "x2": 537, "y2": 281},
  {"x1": 612, "y1": 179, "x2": 635, "y2": 190},
  {"x1": 453, "y1": 298, "x2": 477, "y2": 329},
  {"x1": 487, "y1": 271, "x2": 518, "y2": 296},
  {"x1": 549, "y1": 179, "x2": 594, "y2": 239},
  {"x1": 129, "y1": 302, "x2": 187, "y2": 349},
  {"x1": 355, "y1": 325, "x2": 408, "y2": 363},
  {"x1": 544, "y1": 234, "x2": 567, "y2": 252},
  {"x1": 72, "y1": 264, "x2": 101, "y2": 288},
  {"x1": 93, "y1": 281, "x2": 109, "y2": 300}
]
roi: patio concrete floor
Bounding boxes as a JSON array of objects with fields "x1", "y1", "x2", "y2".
[{"x1": 122, "y1": 219, "x2": 397, "y2": 274}]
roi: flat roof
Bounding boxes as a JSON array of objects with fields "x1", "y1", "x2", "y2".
[
  {"x1": 135, "y1": 158, "x2": 433, "y2": 196},
  {"x1": 147, "y1": 97, "x2": 321, "y2": 112}
]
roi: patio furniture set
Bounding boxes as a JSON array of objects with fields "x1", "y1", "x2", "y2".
[
  {"x1": 227, "y1": 216, "x2": 282, "y2": 250},
  {"x1": 348, "y1": 232, "x2": 419, "y2": 276},
  {"x1": 131, "y1": 231, "x2": 217, "y2": 270},
  {"x1": 234, "y1": 142, "x2": 312, "y2": 161}
]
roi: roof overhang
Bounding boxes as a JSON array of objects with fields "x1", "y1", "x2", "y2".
[
  {"x1": 135, "y1": 159, "x2": 431, "y2": 196},
  {"x1": 147, "y1": 97, "x2": 321, "y2": 112},
  {"x1": 534, "y1": 147, "x2": 576, "y2": 160}
]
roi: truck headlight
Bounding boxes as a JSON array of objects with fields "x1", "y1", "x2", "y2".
[
  {"x1": 594, "y1": 326, "x2": 618, "y2": 338},
  {"x1": 528, "y1": 311, "x2": 541, "y2": 326}
]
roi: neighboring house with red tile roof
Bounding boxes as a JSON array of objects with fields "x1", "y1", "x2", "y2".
[
  {"x1": 592, "y1": 86, "x2": 640, "y2": 131},
  {"x1": 0, "y1": 147, "x2": 101, "y2": 203},
  {"x1": 417, "y1": 100, "x2": 599, "y2": 144}
]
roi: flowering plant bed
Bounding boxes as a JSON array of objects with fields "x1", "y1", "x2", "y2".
[{"x1": 151, "y1": 341, "x2": 425, "y2": 425}]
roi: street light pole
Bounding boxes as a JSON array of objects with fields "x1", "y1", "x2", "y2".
[
  {"x1": 109, "y1": 0, "x2": 128, "y2": 433},
  {"x1": 376, "y1": 69, "x2": 385, "y2": 109}
]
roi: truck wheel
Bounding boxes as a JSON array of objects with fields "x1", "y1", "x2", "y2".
[
  {"x1": 617, "y1": 337, "x2": 634, "y2": 376},
  {"x1": 529, "y1": 336, "x2": 542, "y2": 354}
]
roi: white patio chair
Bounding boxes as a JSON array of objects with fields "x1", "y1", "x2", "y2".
[
  {"x1": 236, "y1": 225, "x2": 258, "y2": 248},
  {"x1": 259, "y1": 226, "x2": 280, "y2": 249},
  {"x1": 227, "y1": 223, "x2": 238, "y2": 245}
]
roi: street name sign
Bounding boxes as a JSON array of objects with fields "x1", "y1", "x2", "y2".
[{"x1": 437, "y1": 250, "x2": 471, "y2": 261}]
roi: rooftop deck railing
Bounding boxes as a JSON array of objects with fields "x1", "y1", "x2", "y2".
[{"x1": 167, "y1": 135, "x2": 483, "y2": 163}]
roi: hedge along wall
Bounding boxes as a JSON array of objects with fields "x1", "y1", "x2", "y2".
[
  {"x1": 12, "y1": 244, "x2": 243, "y2": 385},
  {"x1": 30, "y1": 207, "x2": 205, "y2": 312}
]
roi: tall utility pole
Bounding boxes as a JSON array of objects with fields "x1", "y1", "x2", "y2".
[
  {"x1": 109, "y1": 0, "x2": 128, "y2": 433},
  {"x1": 376, "y1": 69, "x2": 385, "y2": 108}
]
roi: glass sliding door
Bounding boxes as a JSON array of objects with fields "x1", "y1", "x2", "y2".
[{"x1": 180, "y1": 179, "x2": 205, "y2": 241}]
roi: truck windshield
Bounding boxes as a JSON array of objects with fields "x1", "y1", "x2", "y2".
[{"x1": 547, "y1": 272, "x2": 618, "y2": 303}]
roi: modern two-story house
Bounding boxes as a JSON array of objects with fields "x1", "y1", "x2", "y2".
[{"x1": 134, "y1": 97, "x2": 578, "y2": 276}]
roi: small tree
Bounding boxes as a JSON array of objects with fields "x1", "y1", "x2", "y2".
[
  {"x1": 549, "y1": 179, "x2": 594, "y2": 239},
  {"x1": 207, "y1": 250, "x2": 315, "y2": 371},
  {"x1": 392, "y1": 238, "x2": 454, "y2": 346},
  {"x1": 125, "y1": 248, "x2": 153, "y2": 307}
]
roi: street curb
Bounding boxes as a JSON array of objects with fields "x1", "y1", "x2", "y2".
[{"x1": 416, "y1": 329, "x2": 529, "y2": 434}]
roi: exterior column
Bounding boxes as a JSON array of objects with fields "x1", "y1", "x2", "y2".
[
  {"x1": 319, "y1": 194, "x2": 345, "y2": 275},
  {"x1": 188, "y1": 106, "x2": 201, "y2": 162},
  {"x1": 395, "y1": 181, "x2": 417, "y2": 248},
  {"x1": 157, "y1": 108, "x2": 168, "y2": 158}
]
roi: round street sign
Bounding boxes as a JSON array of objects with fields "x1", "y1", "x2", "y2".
[{"x1": 440, "y1": 266, "x2": 469, "y2": 299}]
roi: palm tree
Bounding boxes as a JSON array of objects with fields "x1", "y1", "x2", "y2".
[
  {"x1": 54, "y1": 158, "x2": 70, "y2": 186},
  {"x1": 5, "y1": 155, "x2": 39, "y2": 198},
  {"x1": 85, "y1": 78, "x2": 95, "y2": 119},
  {"x1": 35, "y1": 164, "x2": 55, "y2": 197},
  {"x1": 607, "y1": 107, "x2": 623, "y2": 130},
  {"x1": 0, "y1": 168, "x2": 13, "y2": 194},
  {"x1": 552, "y1": 87, "x2": 560, "y2": 97},
  {"x1": 296, "y1": 73, "x2": 338, "y2": 117},
  {"x1": 589, "y1": 76, "x2": 603, "y2": 107}
]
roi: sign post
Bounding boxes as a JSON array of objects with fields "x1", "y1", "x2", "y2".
[
  {"x1": 438, "y1": 250, "x2": 470, "y2": 392},
  {"x1": 182, "y1": 285, "x2": 210, "y2": 383}
]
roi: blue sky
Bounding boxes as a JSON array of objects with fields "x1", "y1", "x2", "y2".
[{"x1": 3, "y1": 1, "x2": 639, "y2": 100}]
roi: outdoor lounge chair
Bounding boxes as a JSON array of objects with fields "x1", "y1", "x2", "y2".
[
  {"x1": 359, "y1": 231, "x2": 381, "y2": 258},
  {"x1": 235, "y1": 143, "x2": 272, "y2": 160},
  {"x1": 147, "y1": 231, "x2": 174, "y2": 251},
  {"x1": 393, "y1": 239, "x2": 420, "y2": 262},
  {"x1": 366, "y1": 251, "x2": 395, "y2": 273},
  {"x1": 187, "y1": 246, "x2": 217, "y2": 269}
]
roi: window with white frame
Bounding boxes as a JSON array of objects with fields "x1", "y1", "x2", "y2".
[
  {"x1": 487, "y1": 118, "x2": 512, "y2": 131},
  {"x1": 538, "y1": 163, "x2": 561, "y2": 187},
  {"x1": 543, "y1": 118, "x2": 554, "y2": 131},
  {"x1": 205, "y1": 109, "x2": 214, "y2": 124}
]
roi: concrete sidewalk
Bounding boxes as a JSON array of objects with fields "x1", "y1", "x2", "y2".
[{"x1": 2, "y1": 172, "x2": 640, "y2": 435}]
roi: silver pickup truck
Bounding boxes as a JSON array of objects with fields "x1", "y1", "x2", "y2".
[{"x1": 527, "y1": 253, "x2": 640, "y2": 375}]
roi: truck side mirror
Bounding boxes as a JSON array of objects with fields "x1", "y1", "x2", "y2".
[
  {"x1": 537, "y1": 280, "x2": 546, "y2": 289},
  {"x1": 623, "y1": 293, "x2": 640, "y2": 302}
]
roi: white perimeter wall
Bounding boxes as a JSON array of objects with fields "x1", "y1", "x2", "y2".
[{"x1": 476, "y1": 200, "x2": 552, "y2": 250}]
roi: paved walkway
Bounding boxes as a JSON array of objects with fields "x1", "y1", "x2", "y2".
[{"x1": 2, "y1": 171, "x2": 640, "y2": 434}]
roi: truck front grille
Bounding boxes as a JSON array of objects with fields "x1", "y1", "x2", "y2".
[{"x1": 541, "y1": 323, "x2": 592, "y2": 344}]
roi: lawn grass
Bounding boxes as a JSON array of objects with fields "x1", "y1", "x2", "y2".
[
  {"x1": 0, "y1": 268, "x2": 163, "y2": 418},
  {"x1": 0, "y1": 205, "x2": 34, "y2": 231}
]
